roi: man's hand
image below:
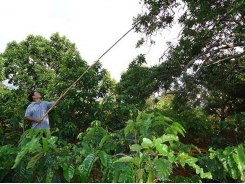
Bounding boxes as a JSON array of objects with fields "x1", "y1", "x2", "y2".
[
  {"x1": 24, "y1": 116, "x2": 43, "y2": 124},
  {"x1": 36, "y1": 118, "x2": 43, "y2": 123}
]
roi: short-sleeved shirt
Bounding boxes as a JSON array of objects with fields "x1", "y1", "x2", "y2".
[{"x1": 24, "y1": 101, "x2": 54, "y2": 129}]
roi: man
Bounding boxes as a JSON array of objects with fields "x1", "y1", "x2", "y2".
[{"x1": 24, "y1": 91, "x2": 64, "y2": 129}]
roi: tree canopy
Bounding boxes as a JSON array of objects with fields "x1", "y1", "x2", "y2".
[
  {"x1": 119, "y1": 0, "x2": 245, "y2": 119},
  {"x1": 1, "y1": 1, "x2": 245, "y2": 182},
  {"x1": 1, "y1": 33, "x2": 116, "y2": 137}
]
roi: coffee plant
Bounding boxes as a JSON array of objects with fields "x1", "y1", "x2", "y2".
[{"x1": 1, "y1": 112, "x2": 245, "y2": 182}]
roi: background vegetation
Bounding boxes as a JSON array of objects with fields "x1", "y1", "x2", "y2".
[{"x1": 0, "y1": 0, "x2": 245, "y2": 182}]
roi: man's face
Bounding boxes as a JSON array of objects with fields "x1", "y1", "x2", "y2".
[{"x1": 33, "y1": 92, "x2": 42, "y2": 100}]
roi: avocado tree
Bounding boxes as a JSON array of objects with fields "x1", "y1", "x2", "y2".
[
  {"x1": 116, "y1": 54, "x2": 157, "y2": 110},
  {"x1": 1, "y1": 33, "x2": 115, "y2": 140}
]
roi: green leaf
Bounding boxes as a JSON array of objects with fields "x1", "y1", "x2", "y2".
[
  {"x1": 136, "y1": 111, "x2": 142, "y2": 122},
  {"x1": 44, "y1": 129, "x2": 51, "y2": 139},
  {"x1": 132, "y1": 157, "x2": 142, "y2": 168},
  {"x1": 160, "y1": 134, "x2": 179, "y2": 143},
  {"x1": 12, "y1": 138, "x2": 39, "y2": 169},
  {"x1": 57, "y1": 161, "x2": 75, "y2": 182},
  {"x1": 136, "y1": 169, "x2": 144, "y2": 182},
  {"x1": 114, "y1": 156, "x2": 133, "y2": 163},
  {"x1": 42, "y1": 138, "x2": 48, "y2": 155},
  {"x1": 200, "y1": 172, "x2": 212, "y2": 179},
  {"x1": 177, "y1": 152, "x2": 189, "y2": 167},
  {"x1": 124, "y1": 120, "x2": 135, "y2": 137},
  {"x1": 18, "y1": 129, "x2": 32, "y2": 144},
  {"x1": 169, "y1": 122, "x2": 186, "y2": 136},
  {"x1": 118, "y1": 164, "x2": 134, "y2": 183},
  {"x1": 229, "y1": 166, "x2": 239, "y2": 179},
  {"x1": 46, "y1": 170, "x2": 55, "y2": 183},
  {"x1": 130, "y1": 144, "x2": 143, "y2": 152},
  {"x1": 27, "y1": 152, "x2": 43, "y2": 169},
  {"x1": 163, "y1": 116, "x2": 172, "y2": 122},
  {"x1": 64, "y1": 164, "x2": 75, "y2": 182},
  {"x1": 223, "y1": 146, "x2": 234, "y2": 156},
  {"x1": 185, "y1": 156, "x2": 198, "y2": 166},
  {"x1": 147, "y1": 168, "x2": 154, "y2": 183},
  {"x1": 99, "y1": 134, "x2": 111, "y2": 148},
  {"x1": 184, "y1": 155, "x2": 212, "y2": 179},
  {"x1": 48, "y1": 136, "x2": 58, "y2": 145},
  {"x1": 155, "y1": 144, "x2": 168, "y2": 155},
  {"x1": 167, "y1": 151, "x2": 175, "y2": 163},
  {"x1": 154, "y1": 158, "x2": 172, "y2": 181},
  {"x1": 241, "y1": 172, "x2": 245, "y2": 182},
  {"x1": 99, "y1": 151, "x2": 111, "y2": 168},
  {"x1": 234, "y1": 145, "x2": 245, "y2": 173},
  {"x1": 78, "y1": 153, "x2": 95, "y2": 182},
  {"x1": 112, "y1": 170, "x2": 121, "y2": 183},
  {"x1": 141, "y1": 138, "x2": 153, "y2": 148},
  {"x1": 12, "y1": 161, "x2": 26, "y2": 182}
]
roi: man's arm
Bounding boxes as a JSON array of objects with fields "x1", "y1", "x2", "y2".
[{"x1": 24, "y1": 116, "x2": 43, "y2": 123}]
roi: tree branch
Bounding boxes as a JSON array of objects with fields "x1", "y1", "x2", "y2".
[{"x1": 206, "y1": 52, "x2": 245, "y2": 67}]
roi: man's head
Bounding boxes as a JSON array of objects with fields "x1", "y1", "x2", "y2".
[{"x1": 28, "y1": 91, "x2": 42, "y2": 102}]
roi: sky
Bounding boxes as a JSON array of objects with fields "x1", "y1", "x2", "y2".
[{"x1": 0, "y1": 0, "x2": 180, "y2": 82}]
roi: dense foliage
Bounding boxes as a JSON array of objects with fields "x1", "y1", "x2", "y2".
[
  {"x1": 1, "y1": 0, "x2": 245, "y2": 182},
  {"x1": 127, "y1": 0, "x2": 245, "y2": 119},
  {"x1": 0, "y1": 33, "x2": 129, "y2": 140},
  {"x1": 0, "y1": 113, "x2": 212, "y2": 182}
]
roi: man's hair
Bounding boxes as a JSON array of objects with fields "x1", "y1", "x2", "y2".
[{"x1": 28, "y1": 91, "x2": 36, "y2": 102}]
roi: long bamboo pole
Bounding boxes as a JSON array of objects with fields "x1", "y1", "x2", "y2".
[
  {"x1": 18, "y1": 26, "x2": 136, "y2": 146},
  {"x1": 32, "y1": 25, "x2": 136, "y2": 129}
]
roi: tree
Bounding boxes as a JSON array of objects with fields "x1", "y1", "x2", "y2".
[
  {"x1": 116, "y1": 54, "x2": 157, "y2": 109},
  {"x1": 130, "y1": 0, "x2": 245, "y2": 119},
  {"x1": 1, "y1": 33, "x2": 115, "y2": 139},
  {"x1": 0, "y1": 54, "x2": 4, "y2": 82}
]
